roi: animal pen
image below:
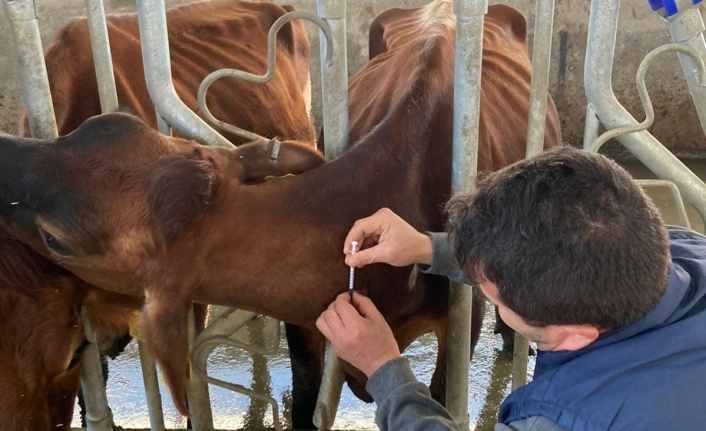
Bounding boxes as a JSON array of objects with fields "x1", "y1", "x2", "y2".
[{"x1": 2, "y1": 0, "x2": 706, "y2": 429}]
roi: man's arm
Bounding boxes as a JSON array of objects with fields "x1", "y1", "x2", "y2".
[
  {"x1": 417, "y1": 232, "x2": 472, "y2": 285},
  {"x1": 367, "y1": 357, "x2": 461, "y2": 431}
]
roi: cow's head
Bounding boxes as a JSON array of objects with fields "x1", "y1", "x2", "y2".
[{"x1": 0, "y1": 112, "x2": 324, "y2": 415}]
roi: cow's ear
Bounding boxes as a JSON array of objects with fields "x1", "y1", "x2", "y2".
[
  {"x1": 147, "y1": 155, "x2": 216, "y2": 244},
  {"x1": 234, "y1": 140, "x2": 325, "y2": 183}
]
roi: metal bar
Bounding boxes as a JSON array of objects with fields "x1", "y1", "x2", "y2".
[
  {"x1": 583, "y1": 103, "x2": 600, "y2": 150},
  {"x1": 511, "y1": 334, "x2": 530, "y2": 390},
  {"x1": 317, "y1": 0, "x2": 348, "y2": 160},
  {"x1": 191, "y1": 336, "x2": 283, "y2": 431},
  {"x1": 194, "y1": 308, "x2": 257, "y2": 344},
  {"x1": 137, "y1": 340, "x2": 166, "y2": 431},
  {"x1": 197, "y1": 11, "x2": 333, "y2": 143},
  {"x1": 186, "y1": 309, "x2": 214, "y2": 431},
  {"x1": 79, "y1": 308, "x2": 114, "y2": 431},
  {"x1": 515, "y1": 0, "x2": 557, "y2": 390},
  {"x1": 664, "y1": 6, "x2": 706, "y2": 138},
  {"x1": 311, "y1": 0, "x2": 349, "y2": 426},
  {"x1": 590, "y1": 43, "x2": 706, "y2": 152},
  {"x1": 84, "y1": 0, "x2": 119, "y2": 113},
  {"x1": 525, "y1": 0, "x2": 556, "y2": 158},
  {"x1": 2, "y1": 0, "x2": 58, "y2": 139},
  {"x1": 636, "y1": 179, "x2": 692, "y2": 228},
  {"x1": 135, "y1": 0, "x2": 233, "y2": 148},
  {"x1": 313, "y1": 345, "x2": 346, "y2": 430},
  {"x1": 156, "y1": 111, "x2": 171, "y2": 136},
  {"x1": 584, "y1": 0, "x2": 706, "y2": 227},
  {"x1": 448, "y1": 0, "x2": 487, "y2": 427}
]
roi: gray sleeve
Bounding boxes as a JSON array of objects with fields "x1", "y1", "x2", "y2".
[
  {"x1": 495, "y1": 416, "x2": 569, "y2": 431},
  {"x1": 366, "y1": 357, "x2": 461, "y2": 431},
  {"x1": 417, "y1": 232, "x2": 472, "y2": 285}
]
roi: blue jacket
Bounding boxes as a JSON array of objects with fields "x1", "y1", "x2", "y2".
[{"x1": 499, "y1": 227, "x2": 706, "y2": 430}]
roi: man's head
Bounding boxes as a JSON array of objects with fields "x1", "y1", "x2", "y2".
[{"x1": 446, "y1": 146, "x2": 670, "y2": 350}]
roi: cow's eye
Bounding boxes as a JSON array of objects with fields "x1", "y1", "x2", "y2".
[{"x1": 39, "y1": 227, "x2": 74, "y2": 257}]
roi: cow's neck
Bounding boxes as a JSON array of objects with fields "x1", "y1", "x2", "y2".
[{"x1": 199, "y1": 128, "x2": 432, "y2": 323}]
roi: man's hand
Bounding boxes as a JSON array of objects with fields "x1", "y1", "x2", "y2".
[
  {"x1": 316, "y1": 292, "x2": 401, "y2": 378},
  {"x1": 343, "y1": 208, "x2": 432, "y2": 268}
]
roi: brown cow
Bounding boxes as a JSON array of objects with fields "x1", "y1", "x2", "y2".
[
  {"x1": 0, "y1": 1, "x2": 560, "y2": 427},
  {"x1": 19, "y1": 0, "x2": 314, "y2": 144},
  {"x1": 4, "y1": 0, "x2": 316, "y2": 427}
]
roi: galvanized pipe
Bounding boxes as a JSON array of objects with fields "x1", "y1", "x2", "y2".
[
  {"x1": 525, "y1": 0, "x2": 556, "y2": 158},
  {"x1": 311, "y1": 0, "x2": 350, "y2": 427},
  {"x1": 636, "y1": 179, "x2": 691, "y2": 228},
  {"x1": 137, "y1": 340, "x2": 166, "y2": 431},
  {"x1": 135, "y1": 0, "x2": 233, "y2": 148},
  {"x1": 84, "y1": 0, "x2": 118, "y2": 113},
  {"x1": 590, "y1": 43, "x2": 706, "y2": 152},
  {"x1": 584, "y1": 0, "x2": 706, "y2": 226},
  {"x1": 79, "y1": 308, "x2": 114, "y2": 431},
  {"x1": 514, "y1": 0, "x2": 558, "y2": 390},
  {"x1": 313, "y1": 345, "x2": 346, "y2": 430},
  {"x1": 198, "y1": 11, "x2": 333, "y2": 143},
  {"x1": 2, "y1": 0, "x2": 57, "y2": 139},
  {"x1": 186, "y1": 309, "x2": 214, "y2": 430},
  {"x1": 664, "y1": 6, "x2": 706, "y2": 139},
  {"x1": 448, "y1": 0, "x2": 487, "y2": 427},
  {"x1": 317, "y1": 0, "x2": 348, "y2": 160},
  {"x1": 582, "y1": 103, "x2": 600, "y2": 150},
  {"x1": 191, "y1": 336, "x2": 283, "y2": 431},
  {"x1": 194, "y1": 308, "x2": 258, "y2": 344}
]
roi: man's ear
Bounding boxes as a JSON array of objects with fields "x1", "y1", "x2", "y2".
[
  {"x1": 547, "y1": 324, "x2": 601, "y2": 351},
  {"x1": 147, "y1": 155, "x2": 216, "y2": 244},
  {"x1": 234, "y1": 139, "x2": 325, "y2": 183}
]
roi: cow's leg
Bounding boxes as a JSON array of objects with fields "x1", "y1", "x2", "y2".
[
  {"x1": 285, "y1": 323, "x2": 325, "y2": 430},
  {"x1": 494, "y1": 304, "x2": 535, "y2": 355},
  {"x1": 494, "y1": 305, "x2": 515, "y2": 351}
]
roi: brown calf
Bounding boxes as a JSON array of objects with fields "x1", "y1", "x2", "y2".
[
  {"x1": 0, "y1": 233, "x2": 140, "y2": 430},
  {"x1": 0, "y1": 0, "x2": 560, "y2": 427}
]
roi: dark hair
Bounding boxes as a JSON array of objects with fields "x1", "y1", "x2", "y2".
[{"x1": 446, "y1": 146, "x2": 669, "y2": 330}]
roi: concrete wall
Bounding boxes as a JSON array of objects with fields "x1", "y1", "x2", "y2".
[{"x1": 1, "y1": 0, "x2": 705, "y2": 156}]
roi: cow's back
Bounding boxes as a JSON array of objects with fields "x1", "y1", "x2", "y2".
[
  {"x1": 19, "y1": 0, "x2": 314, "y2": 145},
  {"x1": 350, "y1": 1, "x2": 561, "y2": 174}
]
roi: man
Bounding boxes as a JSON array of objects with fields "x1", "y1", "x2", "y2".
[{"x1": 316, "y1": 146, "x2": 706, "y2": 431}]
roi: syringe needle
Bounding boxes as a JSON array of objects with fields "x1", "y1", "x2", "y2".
[{"x1": 348, "y1": 241, "x2": 358, "y2": 300}]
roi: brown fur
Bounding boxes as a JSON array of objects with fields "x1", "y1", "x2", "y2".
[
  {"x1": 5, "y1": 0, "x2": 316, "y2": 425},
  {"x1": 0, "y1": 233, "x2": 141, "y2": 430},
  {"x1": 18, "y1": 0, "x2": 314, "y2": 145},
  {"x1": 0, "y1": 1, "x2": 561, "y2": 424}
]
